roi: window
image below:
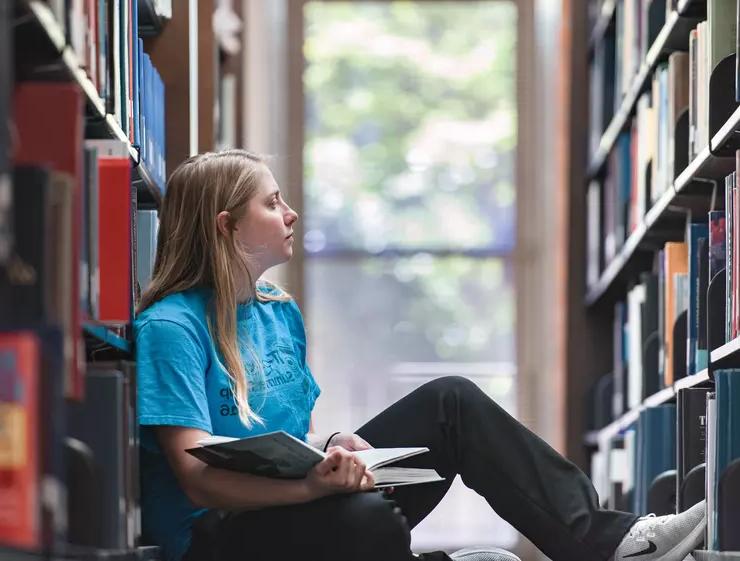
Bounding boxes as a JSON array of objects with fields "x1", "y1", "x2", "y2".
[{"x1": 304, "y1": 1, "x2": 519, "y2": 550}]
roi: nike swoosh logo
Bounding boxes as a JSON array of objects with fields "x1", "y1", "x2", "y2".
[{"x1": 623, "y1": 541, "x2": 658, "y2": 558}]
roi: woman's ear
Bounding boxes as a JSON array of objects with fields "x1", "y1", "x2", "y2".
[{"x1": 216, "y1": 211, "x2": 232, "y2": 237}]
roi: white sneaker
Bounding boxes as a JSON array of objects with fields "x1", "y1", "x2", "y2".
[
  {"x1": 613, "y1": 500, "x2": 706, "y2": 561},
  {"x1": 449, "y1": 547, "x2": 521, "y2": 561}
]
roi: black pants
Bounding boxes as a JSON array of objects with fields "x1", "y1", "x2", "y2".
[{"x1": 184, "y1": 376, "x2": 637, "y2": 561}]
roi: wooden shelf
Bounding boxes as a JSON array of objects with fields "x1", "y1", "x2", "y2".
[
  {"x1": 25, "y1": 0, "x2": 163, "y2": 206},
  {"x1": 588, "y1": 9, "x2": 700, "y2": 178},
  {"x1": 584, "y1": 369, "x2": 711, "y2": 445}
]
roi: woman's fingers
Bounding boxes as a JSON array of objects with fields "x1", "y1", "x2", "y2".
[
  {"x1": 360, "y1": 470, "x2": 375, "y2": 491},
  {"x1": 316, "y1": 448, "x2": 374, "y2": 492},
  {"x1": 315, "y1": 450, "x2": 341, "y2": 476}
]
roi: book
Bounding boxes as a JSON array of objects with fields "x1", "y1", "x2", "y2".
[
  {"x1": 687, "y1": 223, "x2": 708, "y2": 375},
  {"x1": 67, "y1": 363, "x2": 139, "y2": 548},
  {"x1": 633, "y1": 404, "x2": 676, "y2": 515},
  {"x1": 187, "y1": 431, "x2": 444, "y2": 489},
  {"x1": 676, "y1": 387, "x2": 710, "y2": 511},
  {"x1": 12, "y1": 82, "x2": 84, "y2": 400},
  {"x1": 664, "y1": 241, "x2": 689, "y2": 386},
  {"x1": 712, "y1": 369, "x2": 740, "y2": 549},
  {"x1": 0, "y1": 331, "x2": 40, "y2": 548}
]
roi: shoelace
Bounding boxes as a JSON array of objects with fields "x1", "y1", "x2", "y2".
[{"x1": 631, "y1": 513, "x2": 671, "y2": 542}]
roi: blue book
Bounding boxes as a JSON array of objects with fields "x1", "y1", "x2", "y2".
[
  {"x1": 132, "y1": 0, "x2": 140, "y2": 148},
  {"x1": 138, "y1": 39, "x2": 145, "y2": 163},
  {"x1": 687, "y1": 223, "x2": 708, "y2": 375},
  {"x1": 712, "y1": 369, "x2": 740, "y2": 548},
  {"x1": 634, "y1": 405, "x2": 676, "y2": 515}
]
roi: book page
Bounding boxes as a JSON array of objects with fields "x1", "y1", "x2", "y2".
[
  {"x1": 353, "y1": 447, "x2": 428, "y2": 470},
  {"x1": 372, "y1": 467, "x2": 444, "y2": 488},
  {"x1": 197, "y1": 435, "x2": 238, "y2": 446}
]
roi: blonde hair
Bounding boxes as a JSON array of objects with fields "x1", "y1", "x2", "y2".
[{"x1": 138, "y1": 149, "x2": 290, "y2": 428}]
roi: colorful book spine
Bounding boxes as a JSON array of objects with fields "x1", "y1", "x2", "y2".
[{"x1": 0, "y1": 332, "x2": 40, "y2": 548}]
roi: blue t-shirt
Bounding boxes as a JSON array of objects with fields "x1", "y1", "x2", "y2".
[{"x1": 134, "y1": 284, "x2": 321, "y2": 561}]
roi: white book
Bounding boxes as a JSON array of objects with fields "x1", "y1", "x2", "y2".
[
  {"x1": 627, "y1": 284, "x2": 646, "y2": 410},
  {"x1": 191, "y1": 431, "x2": 445, "y2": 489},
  {"x1": 706, "y1": 392, "x2": 717, "y2": 548}
]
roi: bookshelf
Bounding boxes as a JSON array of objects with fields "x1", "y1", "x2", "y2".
[
  {"x1": 584, "y1": 368, "x2": 710, "y2": 446},
  {"x1": 583, "y1": 0, "x2": 740, "y2": 552},
  {"x1": 2, "y1": 0, "x2": 246, "y2": 556},
  {"x1": 587, "y1": 90, "x2": 740, "y2": 306},
  {"x1": 588, "y1": 8, "x2": 700, "y2": 178},
  {"x1": 23, "y1": 0, "x2": 162, "y2": 209}
]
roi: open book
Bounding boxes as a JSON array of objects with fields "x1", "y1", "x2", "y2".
[{"x1": 186, "y1": 430, "x2": 444, "y2": 489}]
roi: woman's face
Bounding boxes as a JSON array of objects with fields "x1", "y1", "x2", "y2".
[{"x1": 232, "y1": 167, "x2": 299, "y2": 275}]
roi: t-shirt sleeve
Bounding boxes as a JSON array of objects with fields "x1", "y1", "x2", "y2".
[{"x1": 136, "y1": 319, "x2": 213, "y2": 433}]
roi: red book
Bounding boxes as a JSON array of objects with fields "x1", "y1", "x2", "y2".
[
  {"x1": 0, "y1": 332, "x2": 40, "y2": 549},
  {"x1": 98, "y1": 157, "x2": 131, "y2": 324},
  {"x1": 12, "y1": 83, "x2": 85, "y2": 400}
]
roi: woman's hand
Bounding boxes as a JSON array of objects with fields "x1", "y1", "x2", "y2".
[
  {"x1": 326, "y1": 432, "x2": 372, "y2": 451},
  {"x1": 304, "y1": 446, "x2": 375, "y2": 499}
]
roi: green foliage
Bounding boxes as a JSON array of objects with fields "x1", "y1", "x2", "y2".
[{"x1": 304, "y1": 2, "x2": 517, "y2": 359}]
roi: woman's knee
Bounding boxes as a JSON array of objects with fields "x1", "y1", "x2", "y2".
[{"x1": 422, "y1": 375, "x2": 482, "y2": 400}]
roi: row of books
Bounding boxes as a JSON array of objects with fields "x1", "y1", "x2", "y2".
[
  {"x1": 594, "y1": 202, "x2": 726, "y2": 421},
  {"x1": 590, "y1": 375, "x2": 740, "y2": 550},
  {"x1": 587, "y1": 51, "x2": 691, "y2": 280},
  {"x1": 588, "y1": 0, "x2": 740, "y2": 174},
  {"x1": 0, "y1": 330, "x2": 140, "y2": 551},
  {"x1": 3, "y1": 82, "x2": 158, "y2": 397},
  {"x1": 44, "y1": 0, "x2": 168, "y2": 191},
  {"x1": 589, "y1": 0, "x2": 666, "y2": 159},
  {"x1": 688, "y1": 2, "x2": 738, "y2": 160}
]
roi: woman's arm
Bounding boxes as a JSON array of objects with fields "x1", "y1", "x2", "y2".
[{"x1": 156, "y1": 425, "x2": 374, "y2": 510}]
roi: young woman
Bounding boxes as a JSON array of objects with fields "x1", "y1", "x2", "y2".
[{"x1": 135, "y1": 150, "x2": 706, "y2": 561}]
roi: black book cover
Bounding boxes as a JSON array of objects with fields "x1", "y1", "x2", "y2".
[
  {"x1": 67, "y1": 368, "x2": 128, "y2": 549},
  {"x1": 641, "y1": 272, "x2": 661, "y2": 399},
  {"x1": 38, "y1": 327, "x2": 67, "y2": 549},
  {"x1": 187, "y1": 431, "x2": 324, "y2": 479},
  {"x1": 676, "y1": 387, "x2": 710, "y2": 492},
  {"x1": 0, "y1": 166, "x2": 50, "y2": 325}
]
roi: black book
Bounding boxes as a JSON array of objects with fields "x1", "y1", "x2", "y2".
[
  {"x1": 641, "y1": 272, "x2": 661, "y2": 399},
  {"x1": 0, "y1": 166, "x2": 50, "y2": 325},
  {"x1": 187, "y1": 431, "x2": 443, "y2": 489},
  {"x1": 67, "y1": 367, "x2": 130, "y2": 549},
  {"x1": 676, "y1": 387, "x2": 710, "y2": 502},
  {"x1": 38, "y1": 327, "x2": 67, "y2": 550}
]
